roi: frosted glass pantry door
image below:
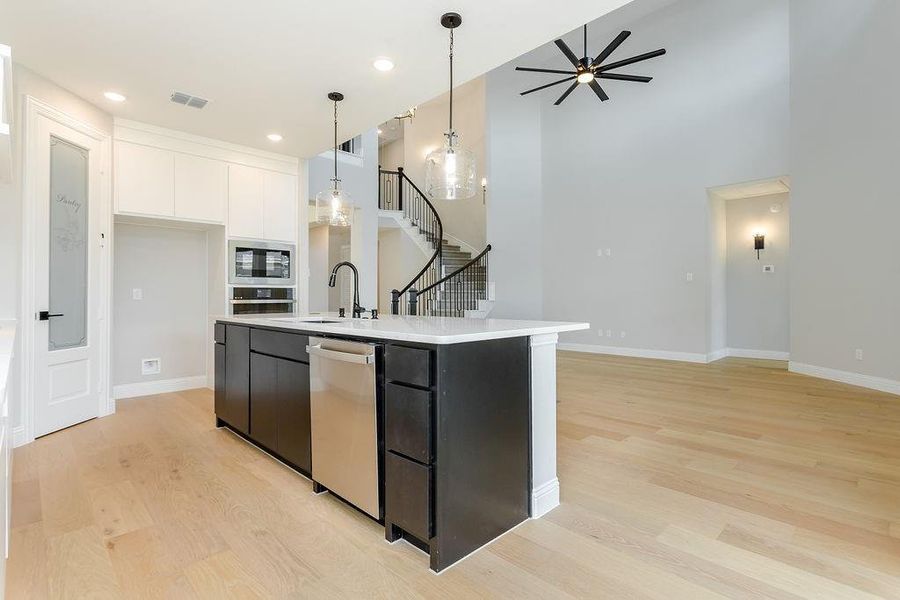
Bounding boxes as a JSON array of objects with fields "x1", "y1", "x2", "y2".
[{"x1": 32, "y1": 111, "x2": 105, "y2": 438}]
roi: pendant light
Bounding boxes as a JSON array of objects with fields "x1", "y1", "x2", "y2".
[
  {"x1": 425, "y1": 12, "x2": 477, "y2": 201},
  {"x1": 315, "y1": 92, "x2": 353, "y2": 227}
]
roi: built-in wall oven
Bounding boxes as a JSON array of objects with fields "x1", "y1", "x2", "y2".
[
  {"x1": 230, "y1": 287, "x2": 296, "y2": 315},
  {"x1": 228, "y1": 240, "x2": 295, "y2": 286}
]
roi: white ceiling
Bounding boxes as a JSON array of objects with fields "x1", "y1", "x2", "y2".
[{"x1": 0, "y1": 0, "x2": 638, "y2": 157}]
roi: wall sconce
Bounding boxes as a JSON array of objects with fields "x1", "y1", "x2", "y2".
[
  {"x1": 754, "y1": 232, "x2": 765, "y2": 260},
  {"x1": 481, "y1": 177, "x2": 487, "y2": 205}
]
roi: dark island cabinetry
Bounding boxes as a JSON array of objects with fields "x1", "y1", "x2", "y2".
[{"x1": 214, "y1": 320, "x2": 531, "y2": 573}]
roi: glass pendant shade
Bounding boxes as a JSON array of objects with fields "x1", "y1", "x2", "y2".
[
  {"x1": 425, "y1": 132, "x2": 476, "y2": 200},
  {"x1": 315, "y1": 181, "x2": 353, "y2": 227}
]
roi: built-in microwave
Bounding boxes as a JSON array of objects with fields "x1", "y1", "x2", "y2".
[{"x1": 228, "y1": 240, "x2": 296, "y2": 286}]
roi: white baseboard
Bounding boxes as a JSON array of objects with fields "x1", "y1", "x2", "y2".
[
  {"x1": 707, "y1": 348, "x2": 729, "y2": 362},
  {"x1": 113, "y1": 375, "x2": 208, "y2": 400},
  {"x1": 714, "y1": 348, "x2": 790, "y2": 361},
  {"x1": 12, "y1": 425, "x2": 26, "y2": 448},
  {"x1": 531, "y1": 478, "x2": 560, "y2": 519},
  {"x1": 558, "y1": 343, "x2": 708, "y2": 364},
  {"x1": 789, "y1": 362, "x2": 900, "y2": 396}
]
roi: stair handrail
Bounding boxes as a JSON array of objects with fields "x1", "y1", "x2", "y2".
[
  {"x1": 409, "y1": 244, "x2": 491, "y2": 317},
  {"x1": 383, "y1": 167, "x2": 444, "y2": 315}
]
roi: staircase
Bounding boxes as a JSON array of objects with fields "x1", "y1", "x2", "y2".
[{"x1": 379, "y1": 167, "x2": 492, "y2": 317}]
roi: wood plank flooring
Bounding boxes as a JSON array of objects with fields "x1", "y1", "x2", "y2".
[{"x1": 7, "y1": 354, "x2": 900, "y2": 599}]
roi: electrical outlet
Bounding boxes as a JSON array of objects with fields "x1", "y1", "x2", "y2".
[
  {"x1": 132, "y1": 288, "x2": 143, "y2": 300},
  {"x1": 141, "y1": 358, "x2": 161, "y2": 375},
  {"x1": 606, "y1": 329, "x2": 612, "y2": 338},
  {"x1": 597, "y1": 249, "x2": 604, "y2": 257},
  {"x1": 763, "y1": 265, "x2": 775, "y2": 273},
  {"x1": 605, "y1": 248, "x2": 612, "y2": 257},
  {"x1": 686, "y1": 272, "x2": 694, "y2": 282},
  {"x1": 855, "y1": 349, "x2": 864, "y2": 361}
]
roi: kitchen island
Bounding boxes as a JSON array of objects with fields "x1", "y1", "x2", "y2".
[{"x1": 213, "y1": 314, "x2": 588, "y2": 572}]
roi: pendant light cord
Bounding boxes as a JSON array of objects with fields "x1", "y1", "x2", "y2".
[
  {"x1": 448, "y1": 27, "x2": 454, "y2": 133},
  {"x1": 333, "y1": 99, "x2": 338, "y2": 183}
]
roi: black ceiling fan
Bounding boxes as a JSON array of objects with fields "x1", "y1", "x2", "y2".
[{"x1": 516, "y1": 25, "x2": 666, "y2": 105}]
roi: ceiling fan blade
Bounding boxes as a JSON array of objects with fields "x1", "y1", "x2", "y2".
[
  {"x1": 520, "y1": 75, "x2": 576, "y2": 96},
  {"x1": 598, "y1": 73, "x2": 653, "y2": 83},
  {"x1": 588, "y1": 80, "x2": 609, "y2": 101},
  {"x1": 591, "y1": 30, "x2": 631, "y2": 68},
  {"x1": 598, "y1": 48, "x2": 666, "y2": 72},
  {"x1": 515, "y1": 66, "x2": 577, "y2": 75},
  {"x1": 554, "y1": 39, "x2": 581, "y2": 68},
  {"x1": 553, "y1": 81, "x2": 580, "y2": 106}
]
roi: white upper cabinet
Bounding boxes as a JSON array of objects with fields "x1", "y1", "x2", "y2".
[
  {"x1": 174, "y1": 153, "x2": 226, "y2": 223},
  {"x1": 115, "y1": 141, "x2": 175, "y2": 217},
  {"x1": 262, "y1": 170, "x2": 297, "y2": 243},
  {"x1": 227, "y1": 164, "x2": 265, "y2": 239},
  {"x1": 228, "y1": 165, "x2": 297, "y2": 243}
]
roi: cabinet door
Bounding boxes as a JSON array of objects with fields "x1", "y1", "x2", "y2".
[
  {"x1": 250, "y1": 353, "x2": 279, "y2": 451},
  {"x1": 174, "y1": 153, "x2": 226, "y2": 223},
  {"x1": 263, "y1": 170, "x2": 297, "y2": 243},
  {"x1": 115, "y1": 141, "x2": 174, "y2": 216},
  {"x1": 228, "y1": 164, "x2": 264, "y2": 239},
  {"x1": 222, "y1": 325, "x2": 250, "y2": 433},
  {"x1": 214, "y1": 342, "x2": 226, "y2": 419},
  {"x1": 276, "y1": 359, "x2": 311, "y2": 472}
]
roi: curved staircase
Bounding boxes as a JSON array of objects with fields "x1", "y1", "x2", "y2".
[{"x1": 379, "y1": 167, "x2": 492, "y2": 317}]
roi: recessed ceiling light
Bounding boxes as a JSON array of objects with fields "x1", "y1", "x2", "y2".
[
  {"x1": 103, "y1": 91, "x2": 126, "y2": 102},
  {"x1": 267, "y1": 133, "x2": 283, "y2": 142},
  {"x1": 373, "y1": 57, "x2": 395, "y2": 72},
  {"x1": 377, "y1": 128, "x2": 383, "y2": 135}
]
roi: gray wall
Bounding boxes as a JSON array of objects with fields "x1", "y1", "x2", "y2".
[
  {"x1": 726, "y1": 194, "x2": 790, "y2": 353},
  {"x1": 113, "y1": 224, "x2": 207, "y2": 386},
  {"x1": 789, "y1": 0, "x2": 900, "y2": 383},
  {"x1": 307, "y1": 128, "x2": 378, "y2": 309},
  {"x1": 487, "y1": 0, "x2": 790, "y2": 354}
]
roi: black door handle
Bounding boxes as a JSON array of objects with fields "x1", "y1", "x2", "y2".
[{"x1": 38, "y1": 311, "x2": 64, "y2": 321}]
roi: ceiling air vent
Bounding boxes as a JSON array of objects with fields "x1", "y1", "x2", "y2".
[{"x1": 170, "y1": 91, "x2": 209, "y2": 109}]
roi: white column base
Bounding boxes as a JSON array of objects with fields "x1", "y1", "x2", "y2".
[
  {"x1": 531, "y1": 477, "x2": 560, "y2": 518},
  {"x1": 529, "y1": 332, "x2": 560, "y2": 518}
]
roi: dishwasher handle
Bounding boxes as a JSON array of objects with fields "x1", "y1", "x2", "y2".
[{"x1": 306, "y1": 344, "x2": 375, "y2": 365}]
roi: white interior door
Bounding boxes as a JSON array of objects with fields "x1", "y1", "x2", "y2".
[{"x1": 31, "y1": 113, "x2": 104, "y2": 437}]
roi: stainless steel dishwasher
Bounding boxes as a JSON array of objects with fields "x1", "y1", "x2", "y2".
[{"x1": 307, "y1": 336, "x2": 380, "y2": 518}]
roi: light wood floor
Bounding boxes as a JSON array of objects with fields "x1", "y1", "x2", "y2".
[{"x1": 7, "y1": 354, "x2": 900, "y2": 599}]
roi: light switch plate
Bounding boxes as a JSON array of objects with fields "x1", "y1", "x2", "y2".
[
  {"x1": 141, "y1": 358, "x2": 161, "y2": 375},
  {"x1": 132, "y1": 288, "x2": 143, "y2": 300},
  {"x1": 763, "y1": 265, "x2": 775, "y2": 273}
]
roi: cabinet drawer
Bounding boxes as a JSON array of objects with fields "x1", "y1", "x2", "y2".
[
  {"x1": 250, "y1": 329, "x2": 309, "y2": 363},
  {"x1": 384, "y1": 345, "x2": 432, "y2": 388},
  {"x1": 385, "y1": 383, "x2": 431, "y2": 464},
  {"x1": 386, "y1": 452, "x2": 432, "y2": 541},
  {"x1": 214, "y1": 323, "x2": 226, "y2": 344}
]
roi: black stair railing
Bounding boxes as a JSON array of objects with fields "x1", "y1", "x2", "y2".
[
  {"x1": 380, "y1": 167, "x2": 445, "y2": 315},
  {"x1": 407, "y1": 244, "x2": 491, "y2": 317}
]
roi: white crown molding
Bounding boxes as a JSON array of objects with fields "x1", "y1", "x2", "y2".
[
  {"x1": 789, "y1": 362, "x2": 900, "y2": 397},
  {"x1": 114, "y1": 118, "x2": 300, "y2": 175}
]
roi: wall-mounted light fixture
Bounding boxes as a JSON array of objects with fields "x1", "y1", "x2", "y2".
[
  {"x1": 754, "y1": 232, "x2": 765, "y2": 260},
  {"x1": 481, "y1": 177, "x2": 487, "y2": 205}
]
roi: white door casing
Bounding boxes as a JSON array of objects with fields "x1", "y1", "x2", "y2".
[{"x1": 21, "y1": 96, "x2": 111, "y2": 444}]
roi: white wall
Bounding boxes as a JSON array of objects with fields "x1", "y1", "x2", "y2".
[
  {"x1": 487, "y1": 0, "x2": 789, "y2": 355},
  {"x1": 403, "y1": 78, "x2": 487, "y2": 250},
  {"x1": 725, "y1": 193, "x2": 790, "y2": 353},
  {"x1": 378, "y1": 138, "x2": 404, "y2": 171},
  {"x1": 307, "y1": 128, "x2": 378, "y2": 309},
  {"x1": 308, "y1": 225, "x2": 330, "y2": 312},
  {"x1": 377, "y1": 228, "x2": 427, "y2": 312},
  {"x1": 789, "y1": 0, "x2": 900, "y2": 388},
  {"x1": 485, "y1": 65, "x2": 544, "y2": 320},
  {"x1": 113, "y1": 224, "x2": 207, "y2": 387}
]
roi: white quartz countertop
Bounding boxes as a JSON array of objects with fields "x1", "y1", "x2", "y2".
[{"x1": 215, "y1": 313, "x2": 589, "y2": 345}]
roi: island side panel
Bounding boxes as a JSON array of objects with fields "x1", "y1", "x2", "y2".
[
  {"x1": 431, "y1": 336, "x2": 530, "y2": 572},
  {"x1": 529, "y1": 332, "x2": 560, "y2": 517}
]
